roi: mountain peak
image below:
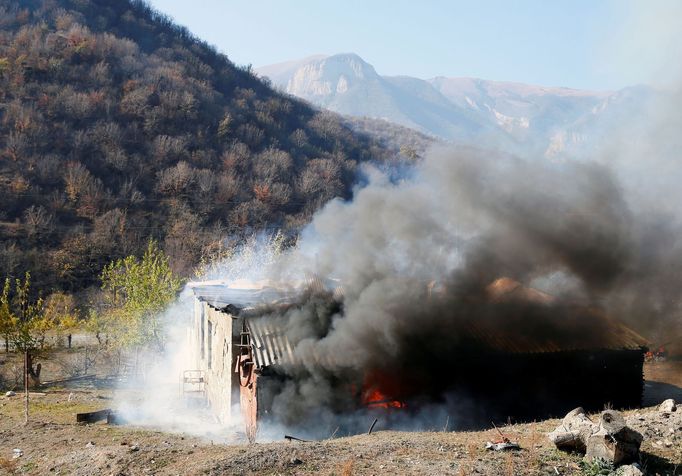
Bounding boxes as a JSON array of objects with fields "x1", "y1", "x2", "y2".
[
  {"x1": 256, "y1": 53, "x2": 380, "y2": 100},
  {"x1": 323, "y1": 52, "x2": 373, "y2": 70},
  {"x1": 282, "y1": 53, "x2": 380, "y2": 98},
  {"x1": 300, "y1": 53, "x2": 378, "y2": 80}
]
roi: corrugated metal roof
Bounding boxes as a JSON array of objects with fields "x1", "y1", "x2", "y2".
[
  {"x1": 458, "y1": 307, "x2": 648, "y2": 354},
  {"x1": 486, "y1": 277, "x2": 554, "y2": 304},
  {"x1": 205, "y1": 277, "x2": 648, "y2": 371},
  {"x1": 470, "y1": 278, "x2": 649, "y2": 353},
  {"x1": 243, "y1": 303, "x2": 647, "y2": 372},
  {"x1": 246, "y1": 318, "x2": 298, "y2": 369},
  {"x1": 189, "y1": 282, "x2": 301, "y2": 309},
  {"x1": 188, "y1": 278, "x2": 339, "y2": 310}
]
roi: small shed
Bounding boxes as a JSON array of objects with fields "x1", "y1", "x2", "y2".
[{"x1": 188, "y1": 278, "x2": 649, "y2": 436}]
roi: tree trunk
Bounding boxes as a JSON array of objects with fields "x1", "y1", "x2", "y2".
[
  {"x1": 84, "y1": 346, "x2": 88, "y2": 374},
  {"x1": 26, "y1": 351, "x2": 41, "y2": 386}
]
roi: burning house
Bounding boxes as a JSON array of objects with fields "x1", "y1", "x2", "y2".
[
  {"x1": 187, "y1": 276, "x2": 648, "y2": 438},
  {"x1": 186, "y1": 279, "x2": 304, "y2": 438}
]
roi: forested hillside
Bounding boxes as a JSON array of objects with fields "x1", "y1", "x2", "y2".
[
  {"x1": 0, "y1": 0, "x2": 390, "y2": 295},
  {"x1": 343, "y1": 116, "x2": 437, "y2": 161}
]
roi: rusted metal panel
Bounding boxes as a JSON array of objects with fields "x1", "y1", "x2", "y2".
[
  {"x1": 448, "y1": 278, "x2": 651, "y2": 354},
  {"x1": 246, "y1": 318, "x2": 297, "y2": 369},
  {"x1": 237, "y1": 323, "x2": 259, "y2": 443},
  {"x1": 459, "y1": 307, "x2": 648, "y2": 354}
]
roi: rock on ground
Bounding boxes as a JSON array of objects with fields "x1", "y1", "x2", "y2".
[
  {"x1": 619, "y1": 463, "x2": 644, "y2": 476},
  {"x1": 658, "y1": 399, "x2": 677, "y2": 413}
]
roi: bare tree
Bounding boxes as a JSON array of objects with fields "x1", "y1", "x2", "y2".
[
  {"x1": 23, "y1": 205, "x2": 54, "y2": 240},
  {"x1": 253, "y1": 147, "x2": 292, "y2": 183},
  {"x1": 64, "y1": 162, "x2": 92, "y2": 202},
  {"x1": 156, "y1": 161, "x2": 195, "y2": 195}
]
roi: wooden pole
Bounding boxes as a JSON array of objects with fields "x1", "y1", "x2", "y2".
[
  {"x1": 368, "y1": 418, "x2": 378, "y2": 435},
  {"x1": 24, "y1": 349, "x2": 29, "y2": 425}
]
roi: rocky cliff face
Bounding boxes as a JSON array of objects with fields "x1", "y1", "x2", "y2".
[
  {"x1": 261, "y1": 53, "x2": 503, "y2": 146},
  {"x1": 286, "y1": 53, "x2": 379, "y2": 97},
  {"x1": 258, "y1": 54, "x2": 662, "y2": 159}
]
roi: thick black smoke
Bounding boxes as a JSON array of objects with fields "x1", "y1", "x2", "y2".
[
  {"x1": 245, "y1": 136, "x2": 682, "y2": 435},
  {"x1": 238, "y1": 21, "x2": 682, "y2": 429}
]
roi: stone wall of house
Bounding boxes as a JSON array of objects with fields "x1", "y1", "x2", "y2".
[{"x1": 192, "y1": 300, "x2": 240, "y2": 424}]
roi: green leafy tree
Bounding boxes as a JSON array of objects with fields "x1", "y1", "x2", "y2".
[
  {"x1": 7, "y1": 273, "x2": 48, "y2": 385},
  {"x1": 44, "y1": 292, "x2": 80, "y2": 348},
  {"x1": 99, "y1": 240, "x2": 182, "y2": 351},
  {"x1": 0, "y1": 279, "x2": 16, "y2": 353}
]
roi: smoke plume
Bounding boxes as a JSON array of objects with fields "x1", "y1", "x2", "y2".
[
  {"x1": 128, "y1": 85, "x2": 682, "y2": 439},
  {"x1": 122, "y1": 0, "x2": 682, "y2": 439}
]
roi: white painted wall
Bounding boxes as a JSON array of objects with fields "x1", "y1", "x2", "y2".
[{"x1": 192, "y1": 300, "x2": 240, "y2": 424}]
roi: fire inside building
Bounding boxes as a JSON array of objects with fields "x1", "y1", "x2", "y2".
[{"x1": 187, "y1": 278, "x2": 648, "y2": 439}]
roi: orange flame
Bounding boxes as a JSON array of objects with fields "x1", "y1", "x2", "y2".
[{"x1": 361, "y1": 371, "x2": 407, "y2": 409}]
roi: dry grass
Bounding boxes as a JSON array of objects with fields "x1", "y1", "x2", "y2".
[
  {"x1": 0, "y1": 398, "x2": 678, "y2": 476},
  {"x1": 504, "y1": 452, "x2": 515, "y2": 476},
  {"x1": 524, "y1": 424, "x2": 541, "y2": 474},
  {"x1": 0, "y1": 354, "x2": 679, "y2": 475},
  {"x1": 456, "y1": 458, "x2": 472, "y2": 476},
  {"x1": 456, "y1": 439, "x2": 478, "y2": 475},
  {"x1": 0, "y1": 457, "x2": 17, "y2": 475},
  {"x1": 339, "y1": 459, "x2": 354, "y2": 476}
]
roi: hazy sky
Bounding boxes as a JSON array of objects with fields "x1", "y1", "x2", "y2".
[{"x1": 146, "y1": 0, "x2": 682, "y2": 91}]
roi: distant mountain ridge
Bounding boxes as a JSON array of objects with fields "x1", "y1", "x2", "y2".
[
  {"x1": 260, "y1": 53, "x2": 499, "y2": 145},
  {"x1": 257, "y1": 54, "x2": 658, "y2": 158}
]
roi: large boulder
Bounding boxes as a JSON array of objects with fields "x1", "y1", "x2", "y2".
[
  {"x1": 547, "y1": 407, "x2": 594, "y2": 451},
  {"x1": 584, "y1": 410, "x2": 643, "y2": 465},
  {"x1": 658, "y1": 399, "x2": 676, "y2": 413},
  {"x1": 549, "y1": 408, "x2": 643, "y2": 466}
]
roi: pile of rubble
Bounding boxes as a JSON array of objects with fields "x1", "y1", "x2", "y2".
[
  {"x1": 548, "y1": 399, "x2": 679, "y2": 476},
  {"x1": 627, "y1": 399, "x2": 680, "y2": 452}
]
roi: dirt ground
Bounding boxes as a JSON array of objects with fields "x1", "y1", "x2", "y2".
[
  {"x1": 644, "y1": 361, "x2": 682, "y2": 406},
  {"x1": 0, "y1": 351, "x2": 680, "y2": 475}
]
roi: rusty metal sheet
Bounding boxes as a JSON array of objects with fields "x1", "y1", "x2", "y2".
[
  {"x1": 246, "y1": 318, "x2": 297, "y2": 368},
  {"x1": 459, "y1": 306, "x2": 648, "y2": 354},
  {"x1": 240, "y1": 368, "x2": 258, "y2": 443}
]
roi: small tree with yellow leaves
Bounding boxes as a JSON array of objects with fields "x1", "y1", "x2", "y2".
[
  {"x1": 1, "y1": 274, "x2": 52, "y2": 386},
  {"x1": 44, "y1": 292, "x2": 80, "y2": 348},
  {"x1": 0, "y1": 279, "x2": 16, "y2": 353},
  {"x1": 98, "y1": 240, "x2": 182, "y2": 353}
]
